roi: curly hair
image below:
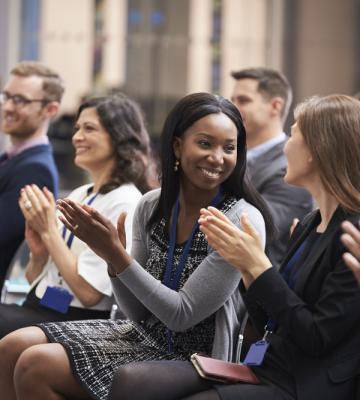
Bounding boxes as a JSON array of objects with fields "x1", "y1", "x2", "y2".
[{"x1": 76, "y1": 94, "x2": 158, "y2": 194}]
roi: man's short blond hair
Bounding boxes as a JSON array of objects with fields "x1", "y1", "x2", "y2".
[{"x1": 11, "y1": 61, "x2": 65, "y2": 102}]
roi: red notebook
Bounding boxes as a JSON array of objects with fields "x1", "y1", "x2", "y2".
[{"x1": 190, "y1": 353, "x2": 260, "y2": 384}]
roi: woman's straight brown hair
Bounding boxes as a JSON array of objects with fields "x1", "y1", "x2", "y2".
[{"x1": 294, "y1": 94, "x2": 360, "y2": 213}]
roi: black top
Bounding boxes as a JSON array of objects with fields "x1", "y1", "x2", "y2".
[
  {"x1": 237, "y1": 207, "x2": 360, "y2": 400},
  {"x1": 252, "y1": 230, "x2": 322, "y2": 397}
]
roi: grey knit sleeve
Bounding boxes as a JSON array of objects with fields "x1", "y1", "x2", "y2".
[
  {"x1": 114, "y1": 198, "x2": 266, "y2": 331},
  {"x1": 111, "y1": 189, "x2": 160, "y2": 321}
]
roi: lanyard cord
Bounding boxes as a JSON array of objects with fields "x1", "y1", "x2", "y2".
[
  {"x1": 61, "y1": 192, "x2": 98, "y2": 248},
  {"x1": 58, "y1": 192, "x2": 98, "y2": 285},
  {"x1": 265, "y1": 233, "x2": 319, "y2": 334},
  {"x1": 163, "y1": 189, "x2": 224, "y2": 352}
]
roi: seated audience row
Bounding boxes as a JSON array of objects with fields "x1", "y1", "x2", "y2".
[
  {"x1": 0, "y1": 62, "x2": 359, "y2": 400},
  {"x1": 0, "y1": 92, "x2": 273, "y2": 399}
]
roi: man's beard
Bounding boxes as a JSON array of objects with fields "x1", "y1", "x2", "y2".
[{"x1": 1, "y1": 113, "x2": 42, "y2": 139}]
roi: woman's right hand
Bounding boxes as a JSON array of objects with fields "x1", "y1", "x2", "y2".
[
  {"x1": 57, "y1": 199, "x2": 132, "y2": 273},
  {"x1": 25, "y1": 222, "x2": 49, "y2": 265},
  {"x1": 199, "y1": 206, "x2": 272, "y2": 288}
]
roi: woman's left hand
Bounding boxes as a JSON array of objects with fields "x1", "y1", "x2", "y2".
[
  {"x1": 25, "y1": 222, "x2": 49, "y2": 263},
  {"x1": 199, "y1": 206, "x2": 272, "y2": 287},
  {"x1": 57, "y1": 199, "x2": 131, "y2": 273},
  {"x1": 19, "y1": 185, "x2": 58, "y2": 236}
]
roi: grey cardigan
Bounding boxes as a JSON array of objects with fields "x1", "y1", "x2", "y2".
[{"x1": 111, "y1": 189, "x2": 266, "y2": 362}]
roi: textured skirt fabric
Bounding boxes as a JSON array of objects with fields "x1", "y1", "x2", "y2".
[
  {"x1": 39, "y1": 196, "x2": 239, "y2": 400},
  {"x1": 39, "y1": 319, "x2": 187, "y2": 400}
]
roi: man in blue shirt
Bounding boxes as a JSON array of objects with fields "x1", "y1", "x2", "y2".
[{"x1": 230, "y1": 67, "x2": 313, "y2": 266}]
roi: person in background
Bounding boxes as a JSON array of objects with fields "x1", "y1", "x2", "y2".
[
  {"x1": 107, "y1": 94, "x2": 360, "y2": 400},
  {"x1": 0, "y1": 92, "x2": 273, "y2": 400},
  {"x1": 230, "y1": 67, "x2": 313, "y2": 266},
  {"x1": 0, "y1": 94, "x2": 156, "y2": 339},
  {"x1": 0, "y1": 61, "x2": 62, "y2": 290}
]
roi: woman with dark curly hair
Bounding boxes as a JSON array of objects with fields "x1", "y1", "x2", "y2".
[{"x1": 0, "y1": 94, "x2": 157, "y2": 339}]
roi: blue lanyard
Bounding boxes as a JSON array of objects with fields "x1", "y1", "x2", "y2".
[
  {"x1": 281, "y1": 240, "x2": 307, "y2": 290},
  {"x1": 163, "y1": 189, "x2": 224, "y2": 352},
  {"x1": 264, "y1": 238, "x2": 308, "y2": 334},
  {"x1": 163, "y1": 189, "x2": 224, "y2": 290},
  {"x1": 162, "y1": 201, "x2": 197, "y2": 290},
  {"x1": 61, "y1": 193, "x2": 98, "y2": 249}
]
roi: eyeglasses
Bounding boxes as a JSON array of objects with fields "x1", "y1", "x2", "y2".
[{"x1": 0, "y1": 92, "x2": 49, "y2": 108}]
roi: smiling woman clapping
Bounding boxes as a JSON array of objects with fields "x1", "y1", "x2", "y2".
[{"x1": 0, "y1": 94, "x2": 156, "y2": 339}]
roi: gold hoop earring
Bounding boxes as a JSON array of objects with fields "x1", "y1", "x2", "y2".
[{"x1": 174, "y1": 160, "x2": 180, "y2": 172}]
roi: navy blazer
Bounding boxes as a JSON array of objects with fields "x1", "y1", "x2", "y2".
[
  {"x1": 0, "y1": 144, "x2": 58, "y2": 290},
  {"x1": 241, "y1": 207, "x2": 360, "y2": 399}
]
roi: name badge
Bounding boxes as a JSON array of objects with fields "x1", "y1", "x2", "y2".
[
  {"x1": 40, "y1": 286, "x2": 73, "y2": 314},
  {"x1": 243, "y1": 340, "x2": 270, "y2": 366}
]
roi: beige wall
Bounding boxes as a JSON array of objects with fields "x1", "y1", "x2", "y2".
[
  {"x1": 292, "y1": 0, "x2": 358, "y2": 102},
  {"x1": 102, "y1": 0, "x2": 127, "y2": 90},
  {"x1": 40, "y1": 0, "x2": 94, "y2": 112},
  {"x1": 11, "y1": 0, "x2": 357, "y2": 114},
  {"x1": 221, "y1": 0, "x2": 267, "y2": 98},
  {"x1": 221, "y1": 0, "x2": 286, "y2": 99},
  {"x1": 187, "y1": 0, "x2": 213, "y2": 93}
]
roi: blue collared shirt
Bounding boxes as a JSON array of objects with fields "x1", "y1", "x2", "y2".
[{"x1": 247, "y1": 132, "x2": 287, "y2": 163}]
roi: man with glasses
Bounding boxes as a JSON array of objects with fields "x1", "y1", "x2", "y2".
[{"x1": 0, "y1": 61, "x2": 63, "y2": 290}]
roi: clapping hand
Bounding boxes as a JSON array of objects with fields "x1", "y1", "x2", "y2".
[
  {"x1": 57, "y1": 199, "x2": 131, "y2": 274},
  {"x1": 19, "y1": 185, "x2": 57, "y2": 236},
  {"x1": 199, "y1": 206, "x2": 271, "y2": 287},
  {"x1": 24, "y1": 222, "x2": 49, "y2": 265},
  {"x1": 341, "y1": 220, "x2": 360, "y2": 283}
]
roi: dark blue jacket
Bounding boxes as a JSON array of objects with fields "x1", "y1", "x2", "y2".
[{"x1": 0, "y1": 144, "x2": 58, "y2": 290}]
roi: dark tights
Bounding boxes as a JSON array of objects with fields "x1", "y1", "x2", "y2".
[{"x1": 108, "y1": 360, "x2": 220, "y2": 400}]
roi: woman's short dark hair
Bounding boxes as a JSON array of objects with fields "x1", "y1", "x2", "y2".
[
  {"x1": 148, "y1": 92, "x2": 274, "y2": 236},
  {"x1": 76, "y1": 94, "x2": 157, "y2": 194}
]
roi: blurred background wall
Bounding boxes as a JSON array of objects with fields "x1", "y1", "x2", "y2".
[{"x1": 1, "y1": 0, "x2": 360, "y2": 190}]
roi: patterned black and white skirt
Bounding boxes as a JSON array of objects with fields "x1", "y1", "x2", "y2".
[{"x1": 39, "y1": 319, "x2": 187, "y2": 400}]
